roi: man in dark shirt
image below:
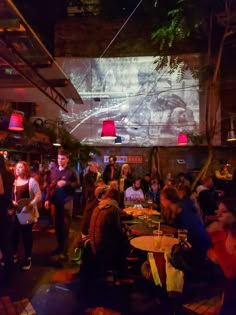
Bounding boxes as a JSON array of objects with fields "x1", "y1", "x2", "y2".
[
  {"x1": 103, "y1": 155, "x2": 120, "y2": 185},
  {"x1": 47, "y1": 149, "x2": 79, "y2": 259}
]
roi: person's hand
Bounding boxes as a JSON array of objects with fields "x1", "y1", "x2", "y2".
[
  {"x1": 13, "y1": 200, "x2": 18, "y2": 207},
  {"x1": 207, "y1": 221, "x2": 223, "y2": 233},
  {"x1": 44, "y1": 200, "x2": 50, "y2": 210},
  {"x1": 57, "y1": 180, "x2": 67, "y2": 187}
]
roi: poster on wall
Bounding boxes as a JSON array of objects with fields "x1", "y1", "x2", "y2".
[{"x1": 57, "y1": 56, "x2": 206, "y2": 147}]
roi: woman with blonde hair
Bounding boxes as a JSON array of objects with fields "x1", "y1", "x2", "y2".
[
  {"x1": 119, "y1": 163, "x2": 133, "y2": 208},
  {"x1": 12, "y1": 161, "x2": 41, "y2": 270},
  {"x1": 119, "y1": 164, "x2": 133, "y2": 191}
]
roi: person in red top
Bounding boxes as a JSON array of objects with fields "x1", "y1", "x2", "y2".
[{"x1": 207, "y1": 198, "x2": 236, "y2": 315}]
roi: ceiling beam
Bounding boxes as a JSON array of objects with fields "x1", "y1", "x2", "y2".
[
  {"x1": 0, "y1": 37, "x2": 68, "y2": 112},
  {"x1": 0, "y1": 77, "x2": 70, "y2": 88}
]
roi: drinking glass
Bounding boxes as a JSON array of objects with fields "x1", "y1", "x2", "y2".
[
  {"x1": 153, "y1": 230, "x2": 163, "y2": 250},
  {"x1": 143, "y1": 214, "x2": 149, "y2": 224},
  {"x1": 147, "y1": 217, "x2": 153, "y2": 228},
  {"x1": 147, "y1": 199, "x2": 153, "y2": 210},
  {"x1": 177, "y1": 229, "x2": 188, "y2": 242}
]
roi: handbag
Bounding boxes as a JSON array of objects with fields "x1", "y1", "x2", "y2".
[
  {"x1": 170, "y1": 240, "x2": 205, "y2": 274},
  {"x1": 13, "y1": 180, "x2": 35, "y2": 225},
  {"x1": 15, "y1": 198, "x2": 35, "y2": 225}
]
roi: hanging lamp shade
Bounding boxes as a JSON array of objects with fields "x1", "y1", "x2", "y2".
[
  {"x1": 115, "y1": 135, "x2": 122, "y2": 144},
  {"x1": 53, "y1": 138, "x2": 62, "y2": 146},
  {"x1": 101, "y1": 120, "x2": 116, "y2": 139},
  {"x1": 8, "y1": 111, "x2": 24, "y2": 131},
  {"x1": 177, "y1": 133, "x2": 188, "y2": 145},
  {"x1": 227, "y1": 130, "x2": 236, "y2": 141},
  {"x1": 227, "y1": 117, "x2": 236, "y2": 141}
]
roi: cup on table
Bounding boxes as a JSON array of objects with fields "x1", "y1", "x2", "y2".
[
  {"x1": 153, "y1": 229, "x2": 163, "y2": 250},
  {"x1": 143, "y1": 214, "x2": 149, "y2": 224},
  {"x1": 177, "y1": 229, "x2": 188, "y2": 242},
  {"x1": 147, "y1": 199, "x2": 153, "y2": 210},
  {"x1": 146, "y1": 217, "x2": 153, "y2": 228}
]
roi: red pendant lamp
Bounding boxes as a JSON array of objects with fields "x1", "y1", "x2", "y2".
[
  {"x1": 8, "y1": 111, "x2": 24, "y2": 131},
  {"x1": 177, "y1": 133, "x2": 188, "y2": 145},
  {"x1": 101, "y1": 120, "x2": 117, "y2": 139}
]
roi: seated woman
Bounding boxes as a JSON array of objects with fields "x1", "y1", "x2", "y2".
[
  {"x1": 207, "y1": 198, "x2": 236, "y2": 315},
  {"x1": 160, "y1": 187, "x2": 212, "y2": 259},
  {"x1": 175, "y1": 183, "x2": 203, "y2": 221},
  {"x1": 119, "y1": 163, "x2": 133, "y2": 208}
]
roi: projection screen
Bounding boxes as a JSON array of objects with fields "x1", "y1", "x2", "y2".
[{"x1": 57, "y1": 56, "x2": 201, "y2": 147}]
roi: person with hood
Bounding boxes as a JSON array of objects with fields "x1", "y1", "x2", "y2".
[
  {"x1": 72, "y1": 182, "x2": 109, "y2": 264},
  {"x1": 80, "y1": 182, "x2": 109, "y2": 238},
  {"x1": 89, "y1": 188, "x2": 129, "y2": 275}
]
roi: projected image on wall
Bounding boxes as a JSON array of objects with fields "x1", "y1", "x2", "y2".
[{"x1": 58, "y1": 56, "x2": 199, "y2": 146}]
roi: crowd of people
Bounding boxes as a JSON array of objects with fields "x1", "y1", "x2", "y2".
[
  {"x1": 0, "y1": 149, "x2": 79, "y2": 277},
  {"x1": 0, "y1": 152, "x2": 236, "y2": 315}
]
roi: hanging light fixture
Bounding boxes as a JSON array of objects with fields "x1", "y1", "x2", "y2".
[
  {"x1": 53, "y1": 119, "x2": 62, "y2": 146},
  {"x1": 53, "y1": 138, "x2": 61, "y2": 147},
  {"x1": 101, "y1": 120, "x2": 116, "y2": 139},
  {"x1": 8, "y1": 111, "x2": 24, "y2": 131},
  {"x1": 115, "y1": 135, "x2": 122, "y2": 144},
  {"x1": 177, "y1": 133, "x2": 188, "y2": 145},
  {"x1": 227, "y1": 117, "x2": 236, "y2": 141}
]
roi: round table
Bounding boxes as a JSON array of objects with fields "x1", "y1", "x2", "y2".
[
  {"x1": 129, "y1": 222, "x2": 177, "y2": 237},
  {"x1": 130, "y1": 235, "x2": 179, "y2": 253}
]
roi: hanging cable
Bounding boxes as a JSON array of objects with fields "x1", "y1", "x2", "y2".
[
  {"x1": 99, "y1": 0, "x2": 143, "y2": 58},
  {"x1": 75, "y1": 0, "x2": 143, "y2": 90}
]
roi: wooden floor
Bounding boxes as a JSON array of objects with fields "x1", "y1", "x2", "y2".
[
  {"x1": 183, "y1": 295, "x2": 222, "y2": 315},
  {"x1": 0, "y1": 296, "x2": 36, "y2": 315}
]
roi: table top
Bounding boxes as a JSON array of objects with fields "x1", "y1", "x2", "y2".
[
  {"x1": 128, "y1": 221, "x2": 177, "y2": 236},
  {"x1": 123, "y1": 207, "x2": 160, "y2": 217},
  {"x1": 130, "y1": 235, "x2": 179, "y2": 253}
]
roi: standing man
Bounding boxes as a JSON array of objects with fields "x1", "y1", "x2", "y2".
[
  {"x1": 103, "y1": 155, "x2": 120, "y2": 185},
  {"x1": 46, "y1": 149, "x2": 79, "y2": 260}
]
